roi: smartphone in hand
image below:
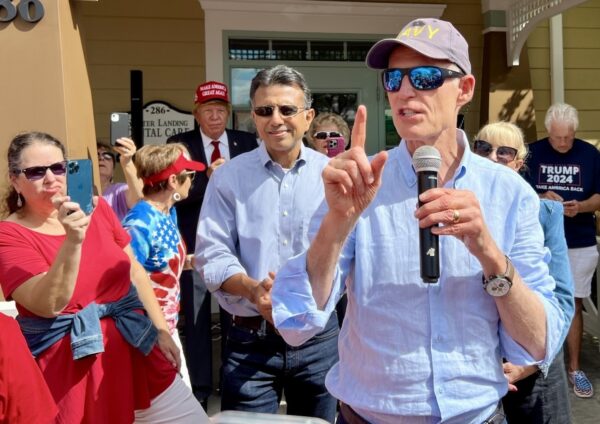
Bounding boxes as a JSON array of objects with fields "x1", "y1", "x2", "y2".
[
  {"x1": 66, "y1": 160, "x2": 94, "y2": 215},
  {"x1": 110, "y1": 112, "x2": 130, "y2": 146},
  {"x1": 326, "y1": 136, "x2": 346, "y2": 158}
]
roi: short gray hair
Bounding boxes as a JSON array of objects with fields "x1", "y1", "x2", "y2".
[
  {"x1": 544, "y1": 103, "x2": 579, "y2": 132},
  {"x1": 249, "y1": 65, "x2": 312, "y2": 108}
]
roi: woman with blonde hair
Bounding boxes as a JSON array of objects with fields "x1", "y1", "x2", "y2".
[
  {"x1": 473, "y1": 122, "x2": 574, "y2": 423},
  {"x1": 122, "y1": 143, "x2": 206, "y2": 389}
]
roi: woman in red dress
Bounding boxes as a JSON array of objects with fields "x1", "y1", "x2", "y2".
[{"x1": 0, "y1": 132, "x2": 207, "y2": 423}]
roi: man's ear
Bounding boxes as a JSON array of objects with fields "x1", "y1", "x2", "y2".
[
  {"x1": 305, "y1": 108, "x2": 315, "y2": 125},
  {"x1": 457, "y1": 74, "x2": 475, "y2": 108}
]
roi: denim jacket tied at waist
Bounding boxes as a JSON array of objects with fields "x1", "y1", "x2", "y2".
[{"x1": 17, "y1": 285, "x2": 158, "y2": 360}]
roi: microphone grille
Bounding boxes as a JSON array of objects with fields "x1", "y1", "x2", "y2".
[{"x1": 412, "y1": 146, "x2": 442, "y2": 173}]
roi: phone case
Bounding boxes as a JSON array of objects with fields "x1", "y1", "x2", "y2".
[
  {"x1": 326, "y1": 136, "x2": 346, "y2": 158},
  {"x1": 67, "y1": 160, "x2": 94, "y2": 215},
  {"x1": 110, "y1": 112, "x2": 130, "y2": 146}
]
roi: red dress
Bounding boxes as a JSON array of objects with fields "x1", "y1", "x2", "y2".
[
  {"x1": 0, "y1": 313, "x2": 58, "y2": 424},
  {"x1": 0, "y1": 199, "x2": 176, "y2": 424}
]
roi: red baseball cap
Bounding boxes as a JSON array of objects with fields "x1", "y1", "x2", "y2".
[{"x1": 194, "y1": 81, "x2": 230, "y2": 104}]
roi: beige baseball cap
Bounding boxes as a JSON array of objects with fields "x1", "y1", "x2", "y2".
[{"x1": 366, "y1": 18, "x2": 471, "y2": 74}]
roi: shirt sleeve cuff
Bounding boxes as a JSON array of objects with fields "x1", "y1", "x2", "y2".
[
  {"x1": 500, "y1": 293, "x2": 565, "y2": 377},
  {"x1": 272, "y1": 252, "x2": 338, "y2": 346}
]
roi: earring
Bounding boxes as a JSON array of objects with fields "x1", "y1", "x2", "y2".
[
  {"x1": 16, "y1": 192, "x2": 23, "y2": 208},
  {"x1": 172, "y1": 192, "x2": 182, "y2": 202}
]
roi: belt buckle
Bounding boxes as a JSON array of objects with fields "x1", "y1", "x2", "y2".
[{"x1": 257, "y1": 319, "x2": 267, "y2": 339}]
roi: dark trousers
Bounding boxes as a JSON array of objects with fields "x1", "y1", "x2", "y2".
[
  {"x1": 502, "y1": 349, "x2": 571, "y2": 423},
  {"x1": 221, "y1": 313, "x2": 339, "y2": 423},
  {"x1": 179, "y1": 269, "x2": 232, "y2": 402}
]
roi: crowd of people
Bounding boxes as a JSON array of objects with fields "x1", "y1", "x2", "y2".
[{"x1": 1, "y1": 16, "x2": 599, "y2": 424}]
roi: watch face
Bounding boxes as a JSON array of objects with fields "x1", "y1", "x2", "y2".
[{"x1": 485, "y1": 278, "x2": 511, "y2": 297}]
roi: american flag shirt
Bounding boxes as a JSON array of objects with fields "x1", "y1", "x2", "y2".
[{"x1": 123, "y1": 200, "x2": 185, "y2": 335}]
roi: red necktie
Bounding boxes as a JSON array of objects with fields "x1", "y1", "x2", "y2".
[{"x1": 211, "y1": 140, "x2": 222, "y2": 164}]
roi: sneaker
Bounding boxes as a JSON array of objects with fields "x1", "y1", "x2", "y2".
[{"x1": 569, "y1": 370, "x2": 594, "y2": 398}]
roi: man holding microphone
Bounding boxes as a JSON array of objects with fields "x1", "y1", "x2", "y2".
[{"x1": 272, "y1": 18, "x2": 565, "y2": 423}]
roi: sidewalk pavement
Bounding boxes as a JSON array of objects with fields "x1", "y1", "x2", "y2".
[{"x1": 570, "y1": 332, "x2": 600, "y2": 423}]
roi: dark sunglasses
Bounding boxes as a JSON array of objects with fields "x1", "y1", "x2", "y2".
[
  {"x1": 98, "y1": 152, "x2": 116, "y2": 162},
  {"x1": 314, "y1": 131, "x2": 342, "y2": 140},
  {"x1": 473, "y1": 140, "x2": 518, "y2": 163},
  {"x1": 382, "y1": 66, "x2": 465, "y2": 92},
  {"x1": 253, "y1": 105, "x2": 307, "y2": 118},
  {"x1": 12, "y1": 161, "x2": 68, "y2": 181}
]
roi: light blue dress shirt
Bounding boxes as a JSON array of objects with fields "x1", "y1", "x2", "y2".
[
  {"x1": 195, "y1": 142, "x2": 329, "y2": 316},
  {"x1": 272, "y1": 132, "x2": 565, "y2": 424},
  {"x1": 539, "y1": 199, "x2": 575, "y2": 346}
]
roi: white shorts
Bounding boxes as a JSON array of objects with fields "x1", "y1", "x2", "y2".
[
  {"x1": 134, "y1": 375, "x2": 208, "y2": 423},
  {"x1": 172, "y1": 330, "x2": 191, "y2": 389},
  {"x1": 568, "y1": 246, "x2": 599, "y2": 298}
]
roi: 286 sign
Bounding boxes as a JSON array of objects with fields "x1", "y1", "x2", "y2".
[{"x1": 0, "y1": 0, "x2": 44, "y2": 23}]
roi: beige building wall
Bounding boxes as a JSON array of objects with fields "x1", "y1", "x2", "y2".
[
  {"x1": 0, "y1": 0, "x2": 98, "y2": 207},
  {"x1": 440, "y1": 0, "x2": 484, "y2": 139},
  {"x1": 77, "y1": 0, "x2": 204, "y2": 142},
  {"x1": 529, "y1": 0, "x2": 600, "y2": 146},
  {"x1": 78, "y1": 0, "x2": 485, "y2": 143}
]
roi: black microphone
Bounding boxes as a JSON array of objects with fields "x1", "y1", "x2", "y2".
[{"x1": 412, "y1": 146, "x2": 442, "y2": 283}]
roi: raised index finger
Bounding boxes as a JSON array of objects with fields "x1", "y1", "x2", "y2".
[{"x1": 351, "y1": 105, "x2": 367, "y2": 151}]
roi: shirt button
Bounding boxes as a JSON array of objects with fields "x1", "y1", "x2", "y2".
[
  {"x1": 283, "y1": 184, "x2": 289, "y2": 189},
  {"x1": 283, "y1": 240, "x2": 288, "y2": 246},
  {"x1": 283, "y1": 211, "x2": 288, "y2": 217}
]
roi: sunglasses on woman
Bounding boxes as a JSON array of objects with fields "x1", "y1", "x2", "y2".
[
  {"x1": 382, "y1": 66, "x2": 465, "y2": 92},
  {"x1": 253, "y1": 105, "x2": 307, "y2": 118},
  {"x1": 12, "y1": 161, "x2": 68, "y2": 181},
  {"x1": 473, "y1": 140, "x2": 518, "y2": 164},
  {"x1": 182, "y1": 171, "x2": 196, "y2": 182},
  {"x1": 98, "y1": 152, "x2": 116, "y2": 162},
  {"x1": 313, "y1": 131, "x2": 342, "y2": 140}
]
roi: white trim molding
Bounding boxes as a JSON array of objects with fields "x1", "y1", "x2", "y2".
[
  {"x1": 198, "y1": 0, "x2": 446, "y2": 80},
  {"x1": 507, "y1": 0, "x2": 587, "y2": 66}
]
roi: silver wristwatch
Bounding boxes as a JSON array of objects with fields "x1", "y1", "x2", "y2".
[{"x1": 482, "y1": 256, "x2": 514, "y2": 297}]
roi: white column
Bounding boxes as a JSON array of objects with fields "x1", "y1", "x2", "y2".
[{"x1": 549, "y1": 14, "x2": 565, "y2": 104}]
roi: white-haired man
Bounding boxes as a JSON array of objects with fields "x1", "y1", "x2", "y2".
[{"x1": 526, "y1": 102, "x2": 600, "y2": 398}]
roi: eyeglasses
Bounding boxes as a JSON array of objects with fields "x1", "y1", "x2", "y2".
[
  {"x1": 473, "y1": 140, "x2": 518, "y2": 164},
  {"x1": 253, "y1": 105, "x2": 307, "y2": 118},
  {"x1": 98, "y1": 152, "x2": 115, "y2": 162},
  {"x1": 183, "y1": 171, "x2": 196, "y2": 182},
  {"x1": 314, "y1": 131, "x2": 342, "y2": 140},
  {"x1": 12, "y1": 161, "x2": 68, "y2": 181},
  {"x1": 382, "y1": 66, "x2": 465, "y2": 92}
]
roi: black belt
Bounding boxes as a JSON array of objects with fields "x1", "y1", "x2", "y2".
[
  {"x1": 232, "y1": 315, "x2": 279, "y2": 335},
  {"x1": 339, "y1": 401, "x2": 505, "y2": 424}
]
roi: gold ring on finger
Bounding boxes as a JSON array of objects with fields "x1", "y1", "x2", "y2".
[{"x1": 452, "y1": 209, "x2": 460, "y2": 224}]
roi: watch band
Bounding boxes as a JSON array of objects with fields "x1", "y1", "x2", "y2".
[
  {"x1": 482, "y1": 256, "x2": 515, "y2": 297},
  {"x1": 483, "y1": 255, "x2": 514, "y2": 285}
]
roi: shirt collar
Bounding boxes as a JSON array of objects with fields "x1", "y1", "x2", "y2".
[
  {"x1": 397, "y1": 129, "x2": 470, "y2": 189},
  {"x1": 257, "y1": 141, "x2": 307, "y2": 171},
  {"x1": 200, "y1": 129, "x2": 227, "y2": 149}
]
